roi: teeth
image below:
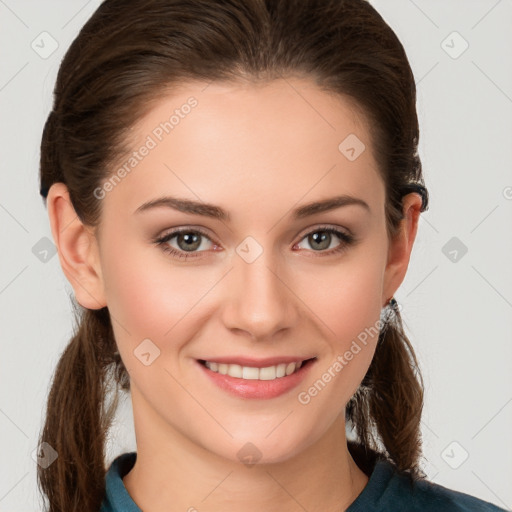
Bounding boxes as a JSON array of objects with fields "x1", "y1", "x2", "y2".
[{"x1": 204, "y1": 360, "x2": 306, "y2": 380}]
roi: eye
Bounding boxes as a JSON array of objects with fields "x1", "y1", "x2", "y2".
[
  {"x1": 154, "y1": 225, "x2": 357, "y2": 261},
  {"x1": 154, "y1": 228, "x2": 217, "y2": 261},
  {"x1": 294, "y1": 226, "x2": 356, "y2": 256}
]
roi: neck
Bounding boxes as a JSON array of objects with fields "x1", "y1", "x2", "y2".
[{"x1": 123, "y1": 391, "x2": 369, "y2": 512}]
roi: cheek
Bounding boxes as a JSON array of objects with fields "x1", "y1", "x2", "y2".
[
  {"x1": 293, "y1": 248, "x2": 386, "y2": 405},
  {"x1": 100, "y1": 224, "x2": 386, "y2": 373},
  {"x1": 99, "y1": 238, "x2": 213, "y2": 349},
  {"x1": 295, "y1": 250, "x2": 385, "y2": 345},
  {"x1": 103, "y1": 262, "x2": 169, "y2": 337}
]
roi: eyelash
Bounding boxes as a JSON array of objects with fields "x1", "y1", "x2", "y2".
[{"x1": 153, "y1": 225, "x2": 356, "y2": 261}]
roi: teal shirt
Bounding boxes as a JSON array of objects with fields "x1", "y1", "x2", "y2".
[{"x1": 100, "y1": 452, "x2": 508, "y2": 511}]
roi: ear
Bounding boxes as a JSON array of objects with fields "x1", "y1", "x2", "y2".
[
  {"x1": 382, "y1": 192, "x2": 423, "y2": 308},
  {"x1": 46, "y1": 182, "x2": 107, "y2": 310}
]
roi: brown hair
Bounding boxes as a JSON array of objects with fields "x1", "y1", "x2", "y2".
[{"x1": 38, "y1": 0, "x2": 429, "y2": 510}]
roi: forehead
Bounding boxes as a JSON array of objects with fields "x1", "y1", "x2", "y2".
[{"x1": 101, "y1": 77, "x2": 384, "y2": 222}]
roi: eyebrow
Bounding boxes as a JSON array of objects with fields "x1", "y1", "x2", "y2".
[{"x1": 134, "y1": 194, "x2": 370, "y2": 221}]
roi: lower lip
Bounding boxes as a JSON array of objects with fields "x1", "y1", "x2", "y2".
[{"x1": 196, "y1": 359, "x2": 316, "y2": 399}]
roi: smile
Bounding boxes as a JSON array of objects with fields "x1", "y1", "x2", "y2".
[
  {"x1": 197, "y1": 357, "x2": 317, "y2": 399},
  {"x1": 200, "y1": 359, "x2": 312, "y2": 381}
]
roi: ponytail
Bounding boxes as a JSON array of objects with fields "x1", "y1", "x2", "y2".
[
  {"x1": 346, "y1": 301, "x2": 426, "y2": 481},
  {"x1": 36, "y1": 301, "x2": 128, "y2": 512}
]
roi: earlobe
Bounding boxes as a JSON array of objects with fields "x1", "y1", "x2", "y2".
[
  {"x1": 46, "y1": 183, "x2": 107, "y2": 310},
  {"x1": 381, "y1": 192, "x2": 423, "y2": 307}
]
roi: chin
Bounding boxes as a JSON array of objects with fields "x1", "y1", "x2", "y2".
[{"x1": 219, "y1": 433, "x2": 312, "y2": 467}]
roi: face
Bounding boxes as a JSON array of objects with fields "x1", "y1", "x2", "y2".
[{"x1": 86, "y1": 78, "x2": 400, "y2": 464}]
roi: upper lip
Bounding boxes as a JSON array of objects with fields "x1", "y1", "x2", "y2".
[{"x1": 198, "y1": 356, "x2": 316, "y2": 368}]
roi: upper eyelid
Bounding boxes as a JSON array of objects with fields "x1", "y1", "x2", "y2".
[
  {"x1": 157, "y1": 224, "x2": 352, "y2": 247},
  {"x1": 297, "y1": 224, "x2": 353, "y2": 239},
  {"x1": 157, "y1": 226, "x2": 216, "y2": 244}
]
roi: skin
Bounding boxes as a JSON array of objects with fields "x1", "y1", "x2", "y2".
[{"x1": 47, "y1": 77, "x2": 422, "y2": 512}]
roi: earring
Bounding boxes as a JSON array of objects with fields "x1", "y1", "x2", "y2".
[{"x1": 387, "y1": 296, "x2": 399, "y2": 311}]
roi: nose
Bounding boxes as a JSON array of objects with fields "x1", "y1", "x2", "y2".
[{"x1": 221, "y1": 246, "x2": 299, "y2": 341}]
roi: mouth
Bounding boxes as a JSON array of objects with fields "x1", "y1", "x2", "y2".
[{"x1": 197, "y1": 357, "x2": 316, "y2": 381}]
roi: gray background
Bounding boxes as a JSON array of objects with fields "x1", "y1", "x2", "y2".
[{"x1": 1, "y1": 0, "x2": 511, "y2": 510}]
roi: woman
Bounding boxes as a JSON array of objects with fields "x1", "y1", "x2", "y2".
[{"x1": 37, "y1": 0, "x2": 507, "y2": 510}]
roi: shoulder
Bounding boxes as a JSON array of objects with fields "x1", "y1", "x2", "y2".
[
  {"x1": 347, "y1": 444, "x2": 507, "y2": 512},
  {"x1": 100, "y1": 452, "x2": 140, "y2": 512},
  {"x1": 375, "y1": 460, "x2": 508, "y2": 512}
]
